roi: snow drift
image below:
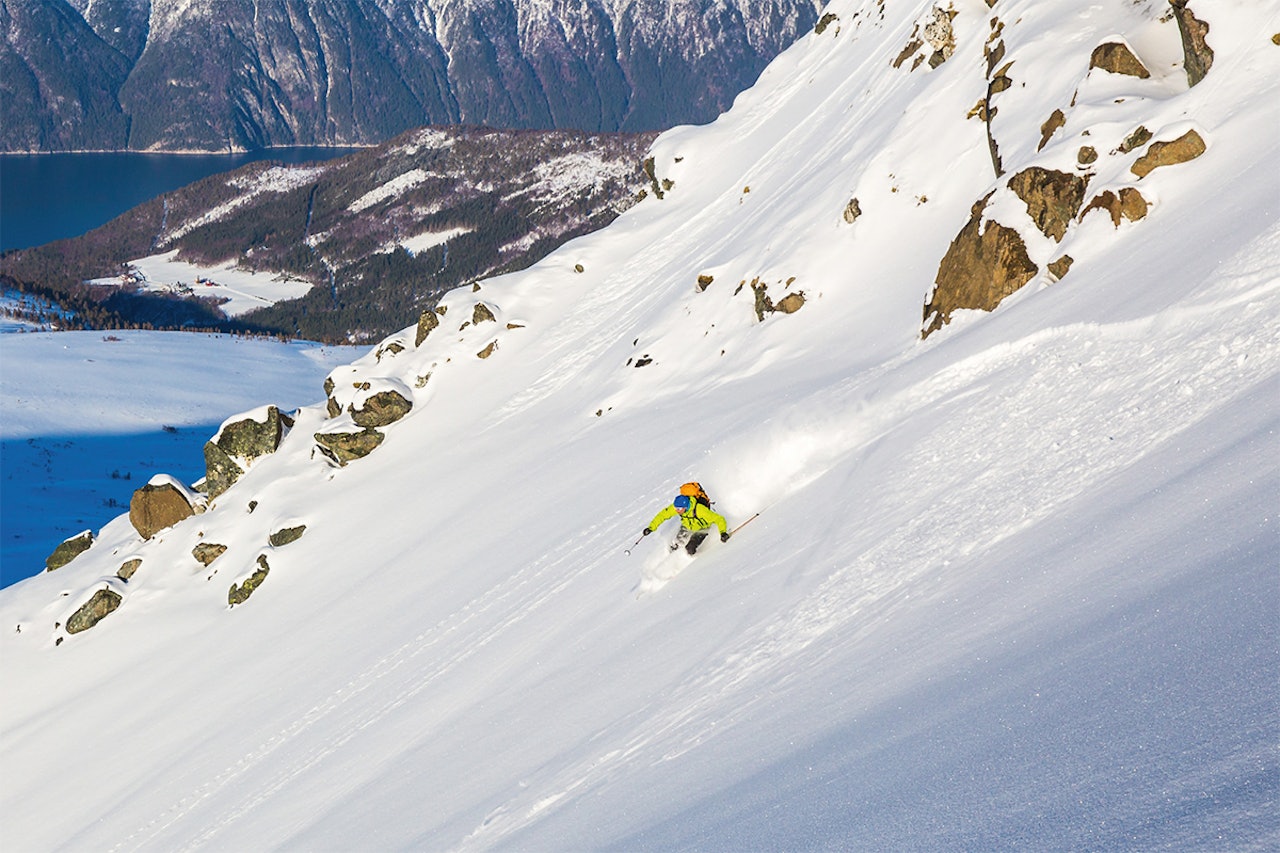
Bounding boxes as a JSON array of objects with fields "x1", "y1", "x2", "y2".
[{"x1": 2, "y1": 1, "x2": 1277, "y2": 849}]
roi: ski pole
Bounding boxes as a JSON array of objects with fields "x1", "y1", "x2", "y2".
[
  {"x1": 727, "y1": 512, "x2": 760, "y2": 538},
  {"x1": 624, "y1": 532, "x2": 645, "y2": 556}
]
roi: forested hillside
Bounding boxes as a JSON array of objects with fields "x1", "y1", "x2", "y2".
[{"x1": 0, "y1": 127, "x2": 657, "y2": 342}]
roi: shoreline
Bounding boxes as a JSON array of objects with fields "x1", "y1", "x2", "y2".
[{"x1": 0, "y1": 144, "x2": 375, "y2": 157}]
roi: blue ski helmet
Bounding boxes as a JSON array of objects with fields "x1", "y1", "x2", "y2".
[{"x1": 674, "y1": 495, "x2": 692, "y2": 511}]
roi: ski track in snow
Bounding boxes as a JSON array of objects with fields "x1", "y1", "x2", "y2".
[
  {"x1": 107, "y1": 501, "x2": 640, "y2": 852},
  {"x1": 114, "y1": 256, "x2": 1279, "y2": 852},
  {"x1": 455, "y1": 259, "x2": 1280, "y2": 849}
]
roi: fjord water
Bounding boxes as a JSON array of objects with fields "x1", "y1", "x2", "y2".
[{"x1": 0, "y1": 148, "x2": 360, "y2": 252}]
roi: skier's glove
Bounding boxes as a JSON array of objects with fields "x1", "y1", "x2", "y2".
[
  {"x1": 721, "y1": 532, "x2": 730, "y2": 543},
  {"x1": 642, "y1": 528, "x2": 651, "y2": 536}
]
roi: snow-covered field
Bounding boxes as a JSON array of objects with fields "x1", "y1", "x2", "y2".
[
  {"x1": 0, "y1": 332, "x2": 358, "y2": 586},
  {"x1": 1, "y1": 1, "x2": 1276, "y2": 850},
  {"x1": 94, "y1": 250, "x2": 314, "y2": 317}
]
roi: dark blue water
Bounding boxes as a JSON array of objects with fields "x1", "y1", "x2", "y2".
[
  {"x1": 1, "y1": 426, "x2": 212, "y2": 588},
  {"x1": 0, "y1": 148, "x2": 361, "y2": 252}
]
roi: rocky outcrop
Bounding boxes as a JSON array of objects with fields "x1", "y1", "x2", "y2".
[
  {"x1": 350, "y1": 388, "x2": 414, "y2": 428},
  {"x1": 415, "y1": 308, "x2": 442, "y2": 346},
  {"x1": 922, "y1": 7, "x2": 957, "y2": 68},
  {"x1": 746, "y1": 278, "x2": 805, "y2": 321},
  {"x1": 375, "y1": 341, "x2": 406, "y2": 362},
  {"x1": 192, "y1": 543, "x2": 228, "y2": 567},
  {"x1": 1081, "y1": 188, "x2": 1150, "y2": 226},
  {"x1": 1169, "y1": 0, "x2": 1214, "y2": 87},
  {"x1": 1131, "y1": 129, "x2": 1206, "y2": 178},
  {"x1": 1047, "y1": 255, "x2": 1074, "y2": 281},
  {"x1": 924, "y1": 196, "x2": 1038, "y2": 338},
  {"x1": 45, "y1": 530, "x2": 93, "y2": 571},
  {"x1": 228, "y1": 556, "x2": 270, "y2": 607},
  {"x1": 1038, "y1": 109, "x2": 1066, "y2": 152},
  {"x1": 117, "y1": 558, "x2": 142, "y2": 581},
  {"x1": 203, "y1": 406, "x2": 293, "y2": 499},
  {"x1": 893, "y1": 6, "x2": 956, "y2": 71},
  {"x1": 775, "y1": 293, "x2": 806, "y2": 314},
  {"x1": 129, "y1": 479, "x2": 198, "y2": 539},
  {"x1": 1007, "y1": 167, "x2": 1089, "y2": 242},
  {"x1": 268, "y1": 526, "x2": 307, "y2": 547},
  {"x1": 314, "y1": 428, "x2": 385, "y2": 466},
  {"x1": 1089, "y1": 42, "x2": 1150, "y2": 78},
  {"x1": 66, "y1": 588, "x2": 122, "y2": 634},
  {"x1": 1118, "y1": 126, "x2": 1153, "y2": 154}
]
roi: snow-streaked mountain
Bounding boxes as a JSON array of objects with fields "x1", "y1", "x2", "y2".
[
  {"x1": 2, "y1": 0, "x2": 823, "y2": 152},
  {"x1": 2, "y1": 1, "x2": 1277, "y2": 849},
  {"x1": 1, "y1": 125, "x2": 658, "y2": 342}
]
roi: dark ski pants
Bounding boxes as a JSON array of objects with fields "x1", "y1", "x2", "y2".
[{"x1": 670, "y1": 528, "x2": 709, "y2": 555}]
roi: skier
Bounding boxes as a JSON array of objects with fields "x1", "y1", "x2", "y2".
[{"x1": 642, "y1": 487, "x2": 730, "y2": 555}]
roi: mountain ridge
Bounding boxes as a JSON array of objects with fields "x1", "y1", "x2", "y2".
[{"x1": 2, "y1": 0, "x2": 823, "y2": 152}]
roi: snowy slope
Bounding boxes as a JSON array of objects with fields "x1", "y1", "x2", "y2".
[
  {"x1": 2, "y1": 1, "x2": 1277, "y2": 850},
  {"x1": 0, "y1": 332, "x2": 360, "y2": 587}
]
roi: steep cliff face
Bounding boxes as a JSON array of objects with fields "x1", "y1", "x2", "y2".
[
  {"x1": 2, "y1": 0, "x2": 823, "y2": 152},
  {"x1": 0, "y1": 0, "x2": 133, "y2": 150}
]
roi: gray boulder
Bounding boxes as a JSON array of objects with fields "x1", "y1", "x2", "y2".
[
  {"x1": 66, "y1": 588, "x2": 122, "y2": 634},
  {"x1": 46, "y1": 530, "x2": 93, "y2": 571},
  {"x1": 203, "y1": 406, "x2": 293, "y2": 499},
  {"x1": 350, "y1": 389, "x2": 413, "y2": 428},
  {"x1": 228, "y1": 555, "x2": 270, "y2": 606},
  {"x1": 314, "y1": 428, "x2": 385, "y2": 466}
]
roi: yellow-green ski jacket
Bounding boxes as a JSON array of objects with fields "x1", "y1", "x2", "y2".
[{"x1": 648, "y1": 501, "x2": 728, "y2": 535}]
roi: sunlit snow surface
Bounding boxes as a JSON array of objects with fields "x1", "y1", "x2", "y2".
[
  {"x1": 0, "y1": 332, "x2": 359, "y2": 585},
  {"x1": 1, "y1": 0, "x2": 1277, "y2": 850}
]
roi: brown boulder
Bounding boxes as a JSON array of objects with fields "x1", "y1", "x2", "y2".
[
  {"x1": 1037, "y1": 109, "x2": 1066, "y2": 152},
  {"x1": 1081, "y1": 188, "x2": 1150, "y2": 226},
  {"x1": 924, "y1": 197, "x2": 1038, "y2": 337},
  {"x1": 1007, "y1": 167, "x2": 1089, "y2": 242},
  {"x1": 843, "y1": 198, "x2": 862, "y2": 223},
  {"x1": 1047, "y1": 255, "x2": 1074, "y2": 282},
  {"x1": 775, "y1": 293, "x2": 806, "y2": 314},
  {"x1": 1131, "y1": 129, "x2": 1206, "y2": 178},
  {"x1": 129, "y1": 480, "x2": 196, "y2": 539},
  {"x1": 1089, "y1": 42, "x2": 1150, "y2": 78}
]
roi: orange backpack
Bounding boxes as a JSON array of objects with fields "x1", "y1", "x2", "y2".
[{"x1": 679, "y1": 481, "x2": 712, "y2": 508}]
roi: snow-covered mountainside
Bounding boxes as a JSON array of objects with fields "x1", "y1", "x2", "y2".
[
  {"x1": 0, "y1": 331, "x2": 360, "y2": 589},
  {"x1": 1, "y1": 0, "x2": 823, "y2": 151},
  {"x1": 2, "y1": 1, "x2": 1277, "y2": 849}
]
